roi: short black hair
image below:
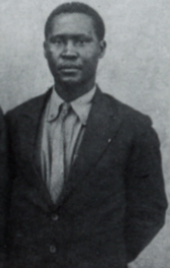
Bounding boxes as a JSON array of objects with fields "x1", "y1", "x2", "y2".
[{"x1": 44, "y1": 2, "x2": 105, "y2": 41}]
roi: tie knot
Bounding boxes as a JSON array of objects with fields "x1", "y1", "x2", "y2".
[{"x1": 60, "y1": 102, "x2": 70, "y2": 119}]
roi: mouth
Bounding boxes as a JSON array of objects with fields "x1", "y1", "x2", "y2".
[
  {"x1": 59, "y1": 65, "x2": 81, "y2": 71},
  {"x1": 59, "y1": 67, "x2": 81, "y2": 75}
]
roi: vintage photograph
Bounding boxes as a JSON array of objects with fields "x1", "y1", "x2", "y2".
[{"x1": 0, "y1": 1, "x2": 169, "y2": 267}]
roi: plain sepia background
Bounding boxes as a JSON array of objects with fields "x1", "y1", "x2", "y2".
[{"x1": 0, "y1": 0, "x2": 169, "y2": 267}]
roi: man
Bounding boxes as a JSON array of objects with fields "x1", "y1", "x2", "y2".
[{"x1": 5, "y1": 2, "x2": 167, "y2": 268}]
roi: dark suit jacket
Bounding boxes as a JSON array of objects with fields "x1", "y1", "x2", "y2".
[
  {"x1": 0, "y1": 108, "x2": 8, "y2": 268},
  {"x1": 4, "y1": 88, "x2": 167, "y2": 268}
]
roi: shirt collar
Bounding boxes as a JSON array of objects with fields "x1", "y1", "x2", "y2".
[
  {"x1": 47, "y1": 85, "x2": 97, "y2": 124},
  {"x1": 71, "y1": 86, "x2": 96, "y2": 125},
  {"x1": 47, "y1": 87, "x2": 63, "y2": 122}
]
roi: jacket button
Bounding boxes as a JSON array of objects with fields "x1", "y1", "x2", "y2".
[
  {"x1": 49, "y1": 245, "x2": 56, "y2": 253},
  {"x1": 51, "y1": 214, "x2": 59, "y2": 221}
]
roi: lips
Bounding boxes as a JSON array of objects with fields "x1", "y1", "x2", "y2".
[
  {"x1": 58, "y1": 65, "x2": 81, "y2": 70},
  {"x1": 58, "y1": 66, "x2": 82, "y2": 75}
]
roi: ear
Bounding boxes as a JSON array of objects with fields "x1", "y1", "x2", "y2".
[
  {"x1": 99, "y1": 40, "x2": 107, "y2": 59},
  {"x1": 43, "y1": 41, "x2": 48, "y2": 59}
]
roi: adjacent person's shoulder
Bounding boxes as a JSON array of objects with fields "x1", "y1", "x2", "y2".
[
  {"x1": 0, "y1": 107, "x2": 3, "y2": 118},
  {"x1": 0, "y1": 107, "x2": 5, "y2": 130}
]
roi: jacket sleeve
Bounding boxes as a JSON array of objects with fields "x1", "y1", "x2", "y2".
[
  {"x1": 0, "y1": 108, "x2": 8, "y2": 267},
  {"x1": 124, "y1": 118, "x2": 168, "y2": 263}
]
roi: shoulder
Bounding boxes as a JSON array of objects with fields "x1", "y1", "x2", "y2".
[
  {"x1": 0, "y1": 107, "x2": 4, "y2": 121},
  {"x1": 5, "y1": 89, "x2": 51, "y2": 122},
  {"x1": 100, "y1": 91, "x2": 153, "y2": 134},
  {"x1": 0, "y1": 107, "x2": 5, "y2": 132},
  {"x1": 6, "y1": 93, "x2": 45, "y2": 117}
]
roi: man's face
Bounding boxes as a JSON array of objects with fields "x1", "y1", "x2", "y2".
[{"x1": 44, "y1": 13, "x2": 106, "y2": 86}]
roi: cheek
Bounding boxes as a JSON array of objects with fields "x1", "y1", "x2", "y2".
[
  {"x1": 83, "y1": 55, "x2": 99, "y2": 70},
  {"x1": 80, "y1": 49, "x2": 99, "y2": 62},
  {"x1": 46, "y1": 46, "x2": 61, "y2": 59},
  {"x1": 83, "y1": 49, "x2": 100, "y2": 65}
]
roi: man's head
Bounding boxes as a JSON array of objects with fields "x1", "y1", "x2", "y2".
[
  {"x1": 43, "y1": 2, "x2": 106, "y2": 90},
  {"x1": 44, "y1": 2, "x2": 105, "y2": 42}
]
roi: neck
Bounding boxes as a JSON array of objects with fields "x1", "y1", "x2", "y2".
[{"x1": 54, "y1": 78, "x2": 95, "y2": 102}]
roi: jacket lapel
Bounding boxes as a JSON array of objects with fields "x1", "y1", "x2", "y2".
[{"x1": 61, "y1": 89, "x2": 123, "y2": 201}]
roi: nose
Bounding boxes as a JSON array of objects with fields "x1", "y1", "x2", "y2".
[{"x1": 61, "y1": 40, "x2": 78, "y2": 59}]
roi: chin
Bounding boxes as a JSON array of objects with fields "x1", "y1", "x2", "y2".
[{"x1": 59, "y1": 77, "x2": 83, "y2": 86}]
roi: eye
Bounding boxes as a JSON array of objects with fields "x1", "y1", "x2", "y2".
[
  {"x1": 50, "y1": 37, "x2": 64, "y2": 45},
  {"x1": 78, "y1": 39, "x2": 86, "y2": 45},
  {"x1": 55, "y1": 38, "x2": 64, "y2": 45},
  {"x1": 75, "y1": 37, "x2": 91, "y2": 46},
  {"x1": 74, "y1": 39, "x2": 85, "y2": 46}
]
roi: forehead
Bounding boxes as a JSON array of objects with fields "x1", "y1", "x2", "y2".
[{"x1": 48, "y1": 13, "x2": 96, "y2": 37}]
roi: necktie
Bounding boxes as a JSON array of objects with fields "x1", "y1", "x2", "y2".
[{"x1": 49, "y1": 102, "x2": 70, "y2": 203}]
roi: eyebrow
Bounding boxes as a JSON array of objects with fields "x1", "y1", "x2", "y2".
[{"x1": 48, "y1": 34, "x2": 92, "y2": 40}]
